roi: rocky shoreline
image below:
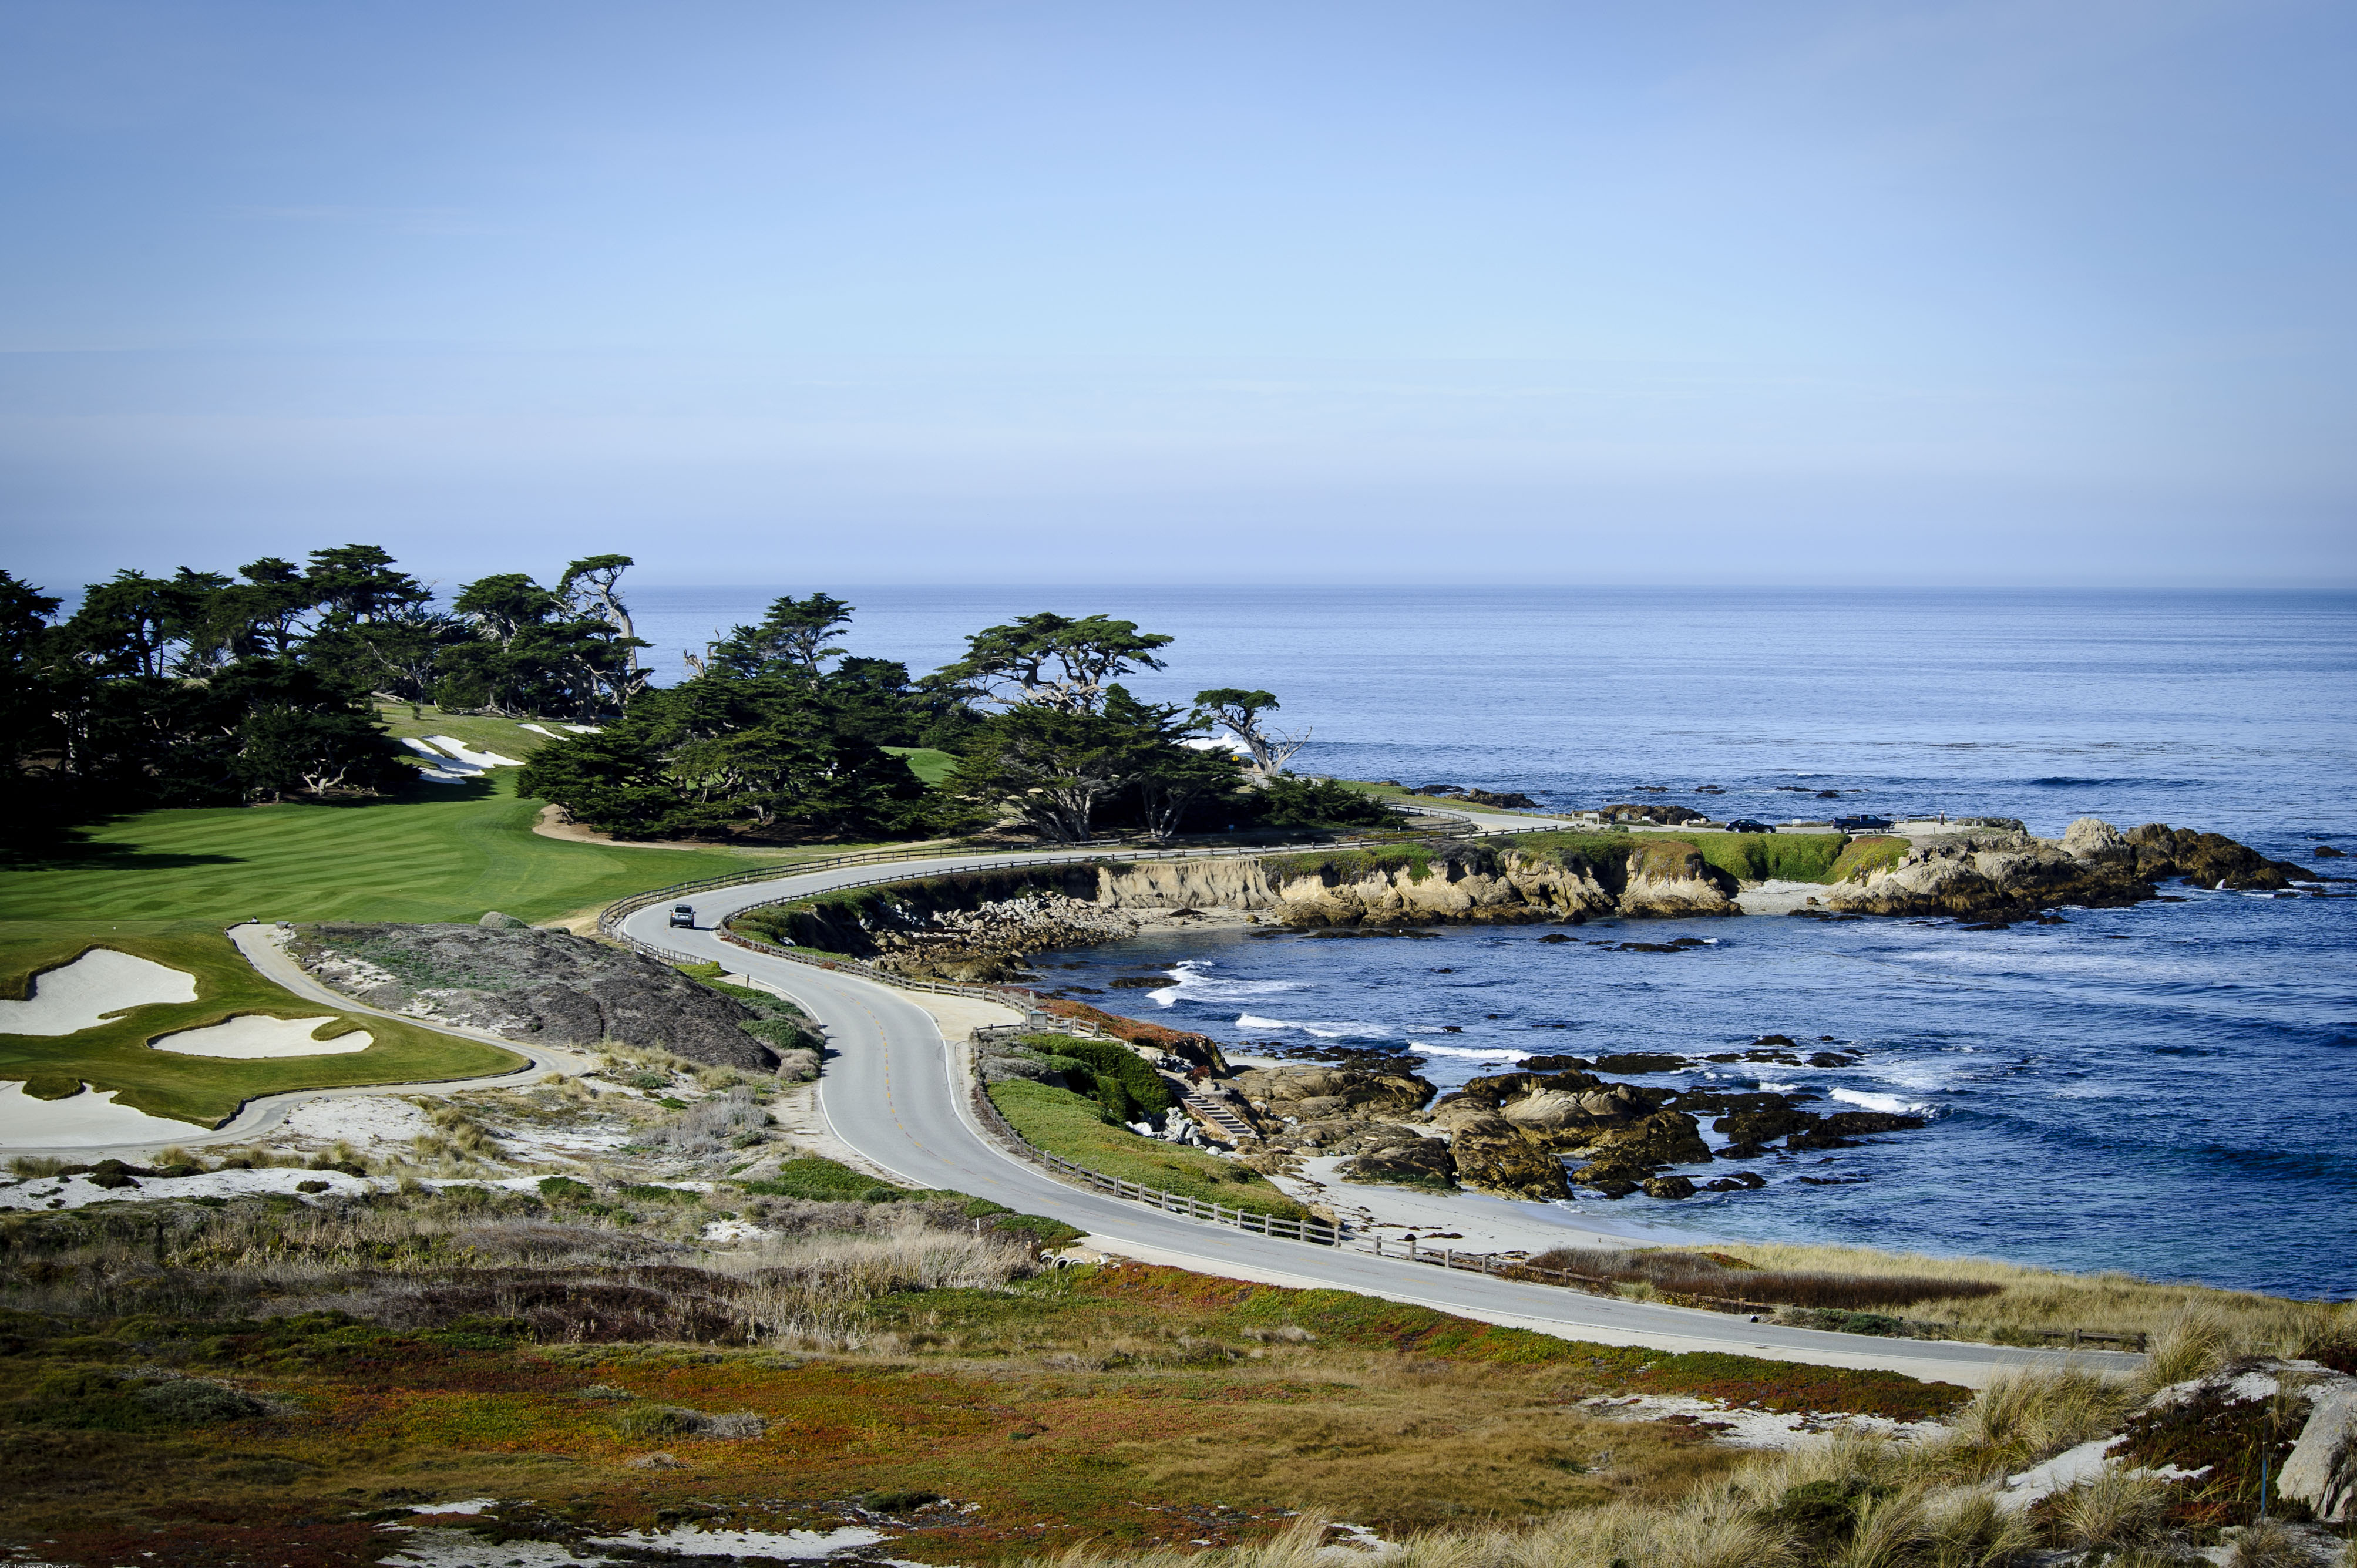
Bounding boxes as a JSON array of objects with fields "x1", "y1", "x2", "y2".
[
  {"x1": 722, "y1": 815, "x2": 2328, "y2": 984},
  {"x1": 983, "y1": 994, "x2": 1922, "y2": 1206}
]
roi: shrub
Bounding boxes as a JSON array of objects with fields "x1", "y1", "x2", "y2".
[
  {"x1": 738, "y1": 1156, "x2": 909, "y2": 1204},
  {"x1": 133, "y1": 1379, "x2": 269, "y2": 1426},
  {"x1": 643, "y1": 1086, "x2": 768, "y2": 1156},
  {"x1": 1017, "y1": 1032, "x2": 1172, "y2": 1119},
  {"x1": 613, "y1": 1403, "x2": 764, "y2": 1441}
]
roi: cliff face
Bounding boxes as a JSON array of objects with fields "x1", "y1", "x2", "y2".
[
  {"x1": 1096, "y1": 859, "x2": 1276, "y2": 910},
  {"x1": 1258, "y1": 846, "x2": 1620, "y2": 926}
]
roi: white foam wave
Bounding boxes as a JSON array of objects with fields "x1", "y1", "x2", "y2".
[
  {"x1": 1830, "y1": 1088, "x2": 1931, "y2": 1115},
  {"x1": 1407, "y1": 1041, "x2": 1527, "y2": 1061},
  {"x1": 1233, "y1": 1012, "x2": 1388, "y2": 1039}
]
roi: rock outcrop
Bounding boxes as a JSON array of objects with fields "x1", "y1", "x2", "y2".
[
  {"x1": 295, "y1": 923, "x2": 811, "y2": 1071},
  {"x1": 1445, "y1": 1113, "x2": 1571, "y2": 1199},
  {"x1": 1601, "y1": 802, "x2": 1709, "y2": 825},
  {"x1": 1336, "y1": 1128, "x2": 1457, "y2": 1187},
  {"x1": 1617, "y1": 839, "x2": 1741, "y2": 917},
  {"x1": 1825, "y1": 817, "x2": 2309, "y2": 918},
  {"x1": 1262, "y1": 843, "x2": 1619, "y2": 926}
]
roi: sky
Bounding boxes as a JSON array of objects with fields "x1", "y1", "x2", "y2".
[{"x1": 2, "y1": 0, "x2": 2353, "y2": 591}]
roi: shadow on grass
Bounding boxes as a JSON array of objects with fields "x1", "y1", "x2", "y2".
[{"x1": 0, "y1": 832, "x2": 245, "y2": 873}]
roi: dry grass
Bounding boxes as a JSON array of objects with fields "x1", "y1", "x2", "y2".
[
  {"x1": 2053, "y1": 1466, "x2": 2170, "y2": 1553},
  {"x1": 1034, "y1": 1368, "x2": 2152, "y2": 1568},
  {"x1": 2224, "y1": 1519, "x2": 2315, "y2": 1568},
  {"x1": 1710, "y1": 1239, "x2": 2349, "y2": 1352}
]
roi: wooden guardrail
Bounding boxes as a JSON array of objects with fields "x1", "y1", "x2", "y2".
[{"x1": 963, "y1": 1044, "x2": 1344, "y2": 1247}]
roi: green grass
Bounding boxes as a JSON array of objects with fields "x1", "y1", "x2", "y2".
[
  {"x1": 1259, "y1": 845, "x2": 1437, "y2": 885},
  {"x1": 0, "y1": 773, "x2": 757, "y2": 928},
  {"x1": 0, "y1": 928, "x2": 523, "y2": 1125},
  {"x1": 880, "y1": 746, "x2": 959, "y2": 785},
  {"x1": 1502, "y1": 830, "x2": 1853, "y2": 884},
  {"x1": 1830, "y1": 836, "x2": 1909, "y2": 882},
  {"x1": 1691, "y1": 833, "x2": 1850, "y2": 883},
  {"x1": 987, "y1": 1079, "x2": 1307, "y2": 1219}
]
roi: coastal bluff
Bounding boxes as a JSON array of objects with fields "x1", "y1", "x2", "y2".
[{"x1": 722, "y1": 817, "x2": 2319, "y2": 982}]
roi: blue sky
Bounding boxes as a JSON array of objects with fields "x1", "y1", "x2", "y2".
[{"x1": 2, "y1": 1, "x2": 2352, "y2": 589}]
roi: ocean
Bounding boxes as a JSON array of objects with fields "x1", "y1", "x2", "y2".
[{"x1": 632, "y1": 585, "x2": 2357, "y2": 1298}]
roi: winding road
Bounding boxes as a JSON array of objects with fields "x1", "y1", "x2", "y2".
[{"x1": 615, "y1": 846, "x2": 2139, "y2": 1389}]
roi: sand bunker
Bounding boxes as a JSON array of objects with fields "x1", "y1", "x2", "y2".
[
  {"x1": 424, "y1": 735, "x2": 524, "y2": 768},
  {"x1": 0, "y1": 948, "x2": 199, "y2": 1036},
  {"x1": 0, "y1": 1081, "x2": 209, "y2": 1143},
  {"x1": 401, "y1": 737, "x2": 482, "y2": 783},
  {"x1": 151, "y1": 1015, "x2": 372, "y2": 1059}
]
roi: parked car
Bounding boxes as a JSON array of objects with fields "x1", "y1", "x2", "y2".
[
  {"x1": 1725, "y1": 819, "x2": 1774, "y2": 834},
  {"x1": 668, "y1": 904, "x2": 696, "y2": 928},
  {"x1": 1834, "y1": 814, "x2": 1894, "y2": 832}
]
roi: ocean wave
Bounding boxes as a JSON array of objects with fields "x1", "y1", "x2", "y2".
[
  {"x1": 1830, "y1": 1088, "x2": 1934, "y2": 1116},
  {"x1": 1407, "y1": 1041, "x2": 1528, "y2": 1061},
  {"x1": 1233, "y1": 1013, "x2": 1388, "y2": 1040}
]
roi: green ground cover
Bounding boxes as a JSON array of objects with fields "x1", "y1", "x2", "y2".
[
  {"x1": 0, "y1": 773, "x2": 755, "y2": 928},
  {"x1": 0, "y1": 928, "x2": 522, "y2": 1125},
  {"x1": 1494, "y1": 830, "x2": 1854, "y2": 884},
  {"x1": 1829, "y1": 835, "x2": 1909, "y2": 881},
  {"x1": 882, "y1": 745, "x2": 959, "y2": 785},
  {"x1": 987, "y1": 1079, "x2": 1307, "y2": 1219},
  {"x1": 1258, "y1": 844, "x2": 1438, "y2": 885}
]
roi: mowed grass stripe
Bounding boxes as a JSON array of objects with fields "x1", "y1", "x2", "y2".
[{"x1": 2, "y1": 775, "x2": 754, "y2": 926}]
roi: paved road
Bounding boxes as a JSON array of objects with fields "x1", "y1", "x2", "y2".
[{"x1": 619, "y1": 853, "x2": 2139, "y2": 1388}]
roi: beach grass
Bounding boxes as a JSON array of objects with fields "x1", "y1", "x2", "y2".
[
  {"x1": 0, "y1": 926, "x2": 523, "y2": 1125},
  {"x1": 1706, "y1": 1238, "x2": 2352, "y2": 1355},
  {"x1": 986, "y1": 1079, "x2": 1309, "y2": 1219}
]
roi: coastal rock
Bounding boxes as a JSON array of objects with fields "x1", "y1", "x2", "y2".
[
  {"x1": 1713, "y1": 1104, "x2": 1818, "y2": 1145},
  {"x1": 2060, "y1": 816, "x2": 2133, "y2": 865},
  {"x1": 2124, "y1": 823, "x2": 2311, "y2": 890},
  {"x1": 1827, "y1": 825, "x2": 2153, "y2": 917},
  {"x1": 1561, "y1": 1109, "x2": 1712, "y2": 1169},
  {"x1": 295, "y1": 923, "x2": 802, "y2": 1071},
  {"x1": 1266, "y1": 843, "x2": 1618, "y2": 927},
  {"x1": 1643, "y1": 1175, "x2": 1698, "y2": 1200},
  {"x1": 1337, "y1": 1133, "x2": 1457, "y2": 1189},
  {"x1": 2279, "y1": 1384, "x2": 2357, "y2": 1523},
  {"x1": 2316, "y1": 844, "x2": 2346, "y2": 859},
  {"x1": 1617, "y1": 839, "x2": 1740, "y2": 917},
  {"x1": 1445, "y1": 1113, "x2": 1572, "y2": 1199},
  {"x1": 1231, "y1": 1064, "x2": 1437, "y2": 1121},
  {"x1": 1830, "y1": 816, "x2": 2311, "y2": 917},
  {"x1": 1461, "y1": 789, "x2": 1539, "y2": 809},
  {"x1": 1601, "y1": 802, "x2": 1709, "y2": 826}
]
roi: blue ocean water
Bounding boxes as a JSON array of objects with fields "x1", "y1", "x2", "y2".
[{"x1": 632, "y1": 586, "x2": 2357, "y2": 1298}]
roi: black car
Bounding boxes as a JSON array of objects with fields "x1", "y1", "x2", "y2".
[
  {"x1": 1834, "y1": 814, "x2": 1895, "y2": 832},
  {"x1": 1725, "y1": 819, "x2": 1774, "y2": 835}
]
